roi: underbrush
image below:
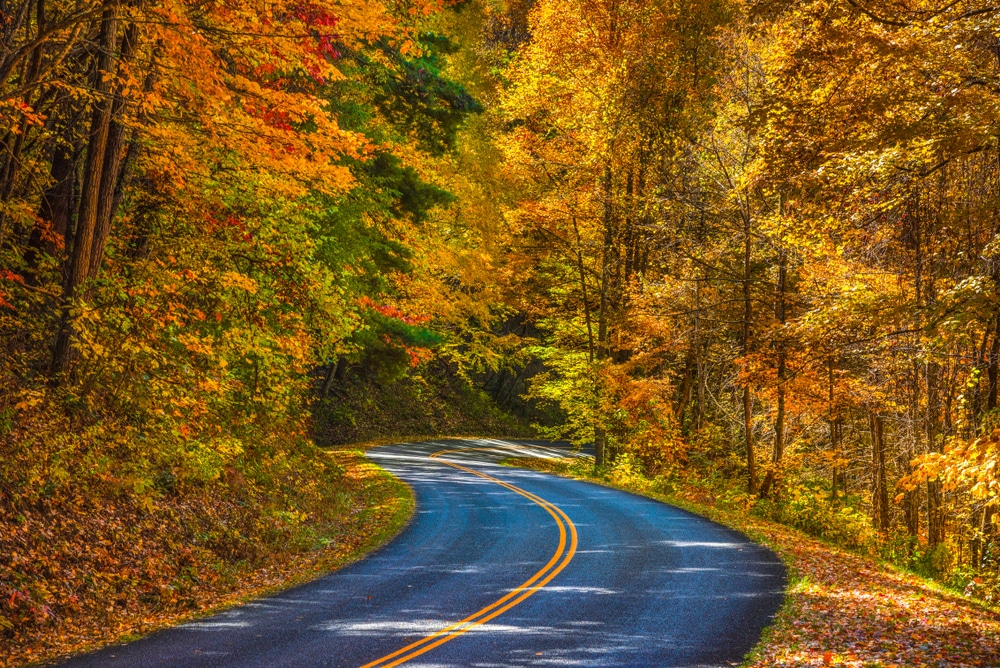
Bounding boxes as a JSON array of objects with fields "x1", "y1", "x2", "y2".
[
  {"x1": 0, "y1": 344, "x2": 529, "y2": 666},
  {"x1": 313, "y1": 371, "x2": 534, "y2": 445},
  {"x1": 749, "y1": 489, "x2": 878, "y2": 553}
]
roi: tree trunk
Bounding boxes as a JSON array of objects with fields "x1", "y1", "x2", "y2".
[
  {"x1": 903, "y1": 360, "x2": 921, "y2": 540},
  {"x1": 25, "y1": 144, "x2": 77, "y2": 283},
  {"x1": 927, "y1": 360, "x2": 946, "y2": 546},
  {"x1": 761, "y1": 248, "x2": 788, "y2": 499},
  {"x1": 593, "y1": 160, "x2": 615, "y2": 467},
  {"x1": 981, "y1": 506, "x2": 996, "y2": 569},
  {"x1": 971, "y1": 506, "x2": 983, "y2": 569},
  {"x1": 990, "y1": 315, "x2": 1000, "y2": 410},
  {"x1": 869, "y1": 411, "x2": 890, "y2": 532},
  {"x1": 594, "y1": 426, "x2": 607, "y2": 468},
  {"x1": 829, "y1": 360, "x2": 841, "y2": 501},
  {"x1": 676, "y1": 350, "x2": 694, "y2": 433},
  {"x1": 51, "y1": 1, "x2": 119, "y2": 377},
  {"x1": 0, "y1": 0, "x2": 45, "y2": 246},
  {"x1": 572, "y1": 213, "x2": 595, "y2": 364},
  {"x1": 320, "y1": 357, "x2": 348, "y2": 397},
  {"x1": 742, "y1": 208, "x2": 756, "y2": 494},
  {"x1": 903, "y1": 487, "x2": 921, "y2": 539},
  {"x1": 694, "y1": 273, "x2": 705, "y2": 430},
  {"x1": 87, "y1": 16, "x2": 141, "y2": 280},
  {"x1": 597, "y1": 160, "x2": 616, "y2": 362}
]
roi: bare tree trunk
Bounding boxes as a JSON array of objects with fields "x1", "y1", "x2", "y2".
[
  {"x1": 51, "y1": 1, "x2": 119, "y2": 377},
  {"x1": 869, "y1": 411, "x2": 890, "y2": 532},
  {"x1": 829, "y1": 359, "x2": 841, "y2": 500},
  {"x1": 320, "y1": 357, "x2": 348, "y2": 397},
  {"x1": 742, "y1": 207, "x2": 756, "y2": 494},
  {"x1": 927, "y1": 360, "x2": 946, "y2": 546},
  {"x1": 917, "y1": 203, "x2": 945, "y2": 546},
  {"x1": 594, "y1": 161, "x2": 614, "y2": 468},
  {"x1": 982, "y1": 506, "x2": 996, "y2": 569},
  {"x1": 990, "y1": 315, "x2": 1000, "y2": 411},
  {"x1": 903, "y1": 487, "x2": 921, "y2": 539},
  {"x1": 572, "y1": 213, "x2": 595, "y2": 364},
  {"x1": 676, "y1": 350, "x2": 694, "y2": 432},
  {"x1": 971, "y1": 506, "x2": 983, "y2": 569},
  {"x1": 695, "y1": 273, "x2": 705, "y2": 430},
  {"x1": 904, "y1": 361, "x2": 921, "y2": 540},
  {"x1": 87, "y1": 14, "x2": 141, "y2": 280},
  {"x1": 594, "y1": 426, "x2": 607, "y2": 468},
  {"x1": 761, "y1": 248, "x2": 787, "y2": 499}
]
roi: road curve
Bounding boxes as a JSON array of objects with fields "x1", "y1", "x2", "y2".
[{"x1": 57, "y1": 440, "x2": 786, "y2": 667}]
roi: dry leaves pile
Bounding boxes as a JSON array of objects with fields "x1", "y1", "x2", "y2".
[{"x1": 743, "y1": 519, "x2": 1000, "y2": 667}]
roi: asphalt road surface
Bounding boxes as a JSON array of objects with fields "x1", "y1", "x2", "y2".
[{"x1": 58, "y1": 439, "x2": 786, "y2": 667}]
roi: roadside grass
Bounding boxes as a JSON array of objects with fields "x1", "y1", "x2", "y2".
[
  {"x1": 501, "y1": 456, "x2": 1000, "y2": 668},
  {"x1": 3, "y1": 448, "x2": 413, "y2": 668}
]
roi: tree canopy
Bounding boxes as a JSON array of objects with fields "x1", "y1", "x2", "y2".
[{"x1": 5, "y1": 0, "x2": 1000, "y2": 651}]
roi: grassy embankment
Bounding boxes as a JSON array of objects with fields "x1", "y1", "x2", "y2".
[
  {"x1": 502, "y1": 456, "x2": 1000, "y2": 668},
  {"x1": 1, "y1": 446, "x2": 412, "y2": 668},
  {"x1": 313, "y1": 372, "x2": 535, "y2": 446}
]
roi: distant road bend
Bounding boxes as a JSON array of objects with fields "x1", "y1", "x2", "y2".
[{"x1": 59, "y1": 440, "x2": 786, "y2": 667}]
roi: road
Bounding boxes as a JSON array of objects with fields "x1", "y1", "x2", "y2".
[{"x1": 58, "y1": 439, "x2": 786, "y2": 667}]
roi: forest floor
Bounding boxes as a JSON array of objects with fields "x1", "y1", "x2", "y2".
[
  {"x1": 1, "y1": 449, "x2": 413, "y2": 668},
  {"x1": 503, "y1": 457, "x2": 1000, "y2": 668}
]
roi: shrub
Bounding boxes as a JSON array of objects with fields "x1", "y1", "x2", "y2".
[
  {"x1": 757, "y1": 484, "x2": 878, "y2": 552},
  {"x1": 609, "y1": 453, "x2": 654, "y2": 493}
]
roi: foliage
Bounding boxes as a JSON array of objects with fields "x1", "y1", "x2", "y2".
[
  {"x1": 488, "y1": 0, "x2": 1000, "y2": 598},
  {"x1": 11, "y1": 0, "x2": 1000, "y2": 661},
  {"x1": 312, "y1": 365, "x2": 534, "y2": 445},
  {"x1": 0, "y1": 442, "x2": 413, "y2": 666},
  {"x1": 760, "y1": 485, "x2": 878, "y2": 553},
  {"x1": 0, "y1": 0, "x2": 517, "y2": 659}
]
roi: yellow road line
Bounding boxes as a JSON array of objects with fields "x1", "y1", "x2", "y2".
[{"x1": 358, "y1": 445, "x2": 579, "y2": 668}]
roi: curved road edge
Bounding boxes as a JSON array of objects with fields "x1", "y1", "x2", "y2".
[
  {"x1": 40, "y1": 446, "x2": 416, "y2": 668},
  {"x1": 51, "y1": 438, "x2": 786, "y2": 668},
  {"x1": 497, "y1": 450, "x2": 791, "y2": 665}
]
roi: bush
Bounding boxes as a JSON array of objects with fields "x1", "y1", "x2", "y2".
[
  {"x1": 960, "y1": 571, "x2": 1000, "y2": 605},
  {"x1": 609, "y1": 453, "x2": 654, "y2": 493},
  {"x1": 755, "y1": 484, "x2": 878, "y2": 552},
  {"x1": 924, "y1": 543, "x2": 955, "y2": 578}
]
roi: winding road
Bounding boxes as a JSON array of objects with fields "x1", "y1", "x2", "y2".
[{"x1": 58, "y1": 440, "x2": 786, "y2": 667}]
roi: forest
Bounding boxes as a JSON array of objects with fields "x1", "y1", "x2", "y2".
[{"x1": 2, "y1": 0, "x2": 1000, "y2": 663}]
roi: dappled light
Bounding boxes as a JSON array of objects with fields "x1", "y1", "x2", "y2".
[
  {"x1": 4, "y1": 0, "x2": 1000, "y2": 666},
  {"x1": 50, "y1": 441, "x2": 783, "y2": 667},
  {"x1": 750, "y1": 520, "x2": 1000, "y2": 666}
]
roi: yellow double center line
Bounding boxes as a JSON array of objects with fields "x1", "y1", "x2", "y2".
[{"x1": 359, "y1": 446, "x2": 579, "y2": 668}]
